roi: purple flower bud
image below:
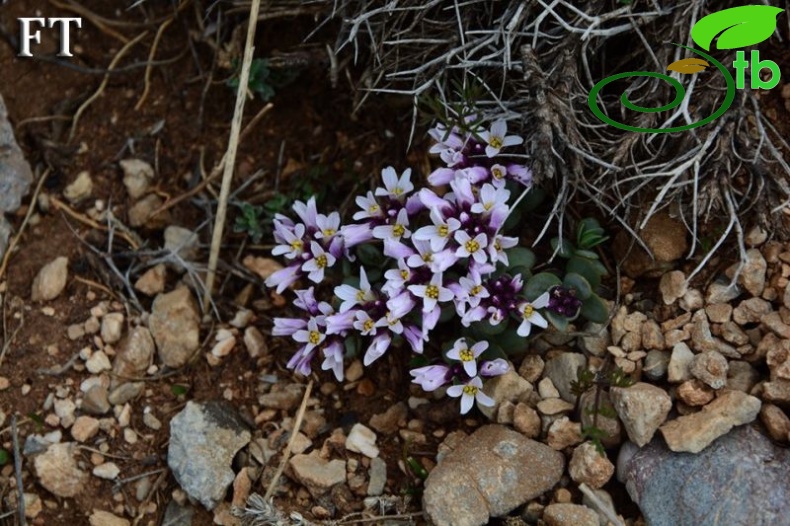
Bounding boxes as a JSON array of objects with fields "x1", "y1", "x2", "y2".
[
  {"x1": 410, "y1": 364, "x2": 451, "y2": 391},
  {"x1": 273, "y1": 317, "x2": 307, "y2": 336},
  {"x1": 264, "y1": 264, "x2": 301, "y2": 294},
  {"x1": 480, "y1": 358, "x2": 510, "y2": 377}
]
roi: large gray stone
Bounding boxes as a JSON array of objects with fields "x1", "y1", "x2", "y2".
[
  {"x1": 543, "y1": 352, "x2": 587, "y2": 403},
  {"x1": 0, "y1": 94, "x2": 33, "y2": 216},
  {"x1": 167, "y1": 401, "x2": 251, "y2": 510},
  {"x1": 149, "y1": 287, "x2": 200, "y2": 368},
  {"x1": 622, "y1": 425, "x2": 790, "y2": 526},
  {"x1": 423, "y1": 424, "x2": 564, "y2": 526}
]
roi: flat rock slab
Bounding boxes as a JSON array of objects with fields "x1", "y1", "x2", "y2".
[
  {"x1": 167, "y1": 401, "x2": 251, "y2": 510},
  {"x1": 622, "y1": 425, "x2": 790, "y2": 526},
  {"x1": 423, "y1": 424, "x2": 564, "y2": 526}
]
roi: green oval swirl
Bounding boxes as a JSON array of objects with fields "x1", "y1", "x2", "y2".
[{"x1": 587, "y1": 45, "x2": 736, "y2": 133}]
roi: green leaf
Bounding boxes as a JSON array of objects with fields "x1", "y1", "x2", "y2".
[
  {"x1": 567, "y1": 256, "x2": 606, "y2": 289},
  {"x1": 503, "y1": 207, "x2": 522, "y2": 233},
  {"x1": 524, "y1": 272, "x2": 562, "y2": 300},
  {"x1": 170, "y1": 384, "x2": 189, "y2": 396},
  {"x1": 574, "y1": 249, "x2": 600, "y2": 260},
  {"x1": 545, "y1": 310, "x2": 569, "y2": 332},
  {"x1": 580, "y1": 295, "x2": 609, "y2": 324},
  {"x1": 505, "y1": 247, "x2": 536, "y2": 271},
  {"x1": 563, "y1": 272, "x2": 593, "y2": 300},
  {"x1": 691, "y1": 5, "x2": 783, "y2": 51},
  {"x1": 492, "y1": 327, "x2": 530, "y2": 355},
  {"x1": 0, "y1": 450, "x2": 8, "y2": 465},
  {"x1": 471, "y1": 320, "x2": 508, "y2": 337},
  {"x1": 356, "y1": 243, "x2": 384, "y2": 268},
  {"x1": 550, "y1": 237, "x2": 575, "y2": 258}
]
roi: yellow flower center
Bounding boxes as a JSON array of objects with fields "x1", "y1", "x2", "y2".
[
  {"x1": 492, "y1": 167, "x2": 505, "y2": 179},
  {"x1": 459, "y1": 348, "x2": 474, "y2": 362},
  {"x1": 484, "y1": 202, "x2": 493, "y2": 211},
  {"x1": 523, "y1": 304, "x2": 534, "y2": 319},
  {"x1": 489, "y1": 136, "x2": 503, "y2": 149},
  {"x1": 425, "y1": 285, "x2": 439, "y2": 300},
  {"x1": 494, "y1": 239, "x2": 502, "y2": 251},
  {"x1": 355, "y1": 290, "x2": 366, "y2": 301},
  {"x1": 387, "y1": 312, "x2": 399, "y2": 326},
  {"x1": 470, "y1": 285, "x2": 482, "y2": 296},
  {"x1": 422, "y1": 253, "x2": 433, "y2": 263},
  {"x1": 465, "y1": 240, "x2": 480, "y2": 254},
  {"x1": 315, "y1": 255, "x2": 328, "y2": 269},
  {"x1": 322, "y1": 228, "x2": 336, "y2": 237},
  {"x1": 393, "y1": 224, "x2": 405, "y2": 238},
  {"x1": 393, "y1": 187, "x2": 403, "y2": 196},
  {"x1": 463, "y1": 384, "x2": 479, "y2": 396},
  {"x1": 438, "y1": 225, "x2": 449, "y2": 237},
  {"x1": 308, "y1": 331, "x2": 321, "y2": 345},
  {"x1": 400, "y1": 269, "x2": 409, "y2": 280},
  {"x1": 369, "y1": 204, "x2": 380, "y2": 214},
  {"x1": 363, "y1": 319, "x2": 375, "y2": 332},
  {"x1": 290, "y1": 240, "x2": 303, "y2": 251}
]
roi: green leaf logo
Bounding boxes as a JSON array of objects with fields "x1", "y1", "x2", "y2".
[{"x1": 691, "y1": 5, "x2": 783, "y2": 51}]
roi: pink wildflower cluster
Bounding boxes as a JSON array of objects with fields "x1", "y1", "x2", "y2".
[{"x1": 267, "y1": 118, "x2": 551, "y2": 415}]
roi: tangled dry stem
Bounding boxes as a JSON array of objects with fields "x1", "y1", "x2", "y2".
[{"x1": 322, "y1": 0, "x2": 790, "y2": 272}]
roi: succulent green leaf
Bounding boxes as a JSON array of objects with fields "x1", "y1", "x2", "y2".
[
  {"x1": 691, "y1": 5, "x2": 783, "y2": 51},
  {"x1": 550, "y1": 237, "x2": 575, "y2": 258},
  {"x1": 545, "y1": 310, "x2": 570, "y2": 332},
  {"x1": 580, "y1": 294, "x2": 610, "y2": 323},
  {"x1": 356, "y1": 244, "x2": 384, "y2": 267},
  {"x1": 574, "y1": 249, "x2": 600, "y2": 260},
  {"x1": 567, "y1": 256, "x2": 605, "y2": 289},
  {"x1": 524, "y1": 272, "x2": 562, "y2": 300},
  {"x1": 506, "y1": 247, "x2": 536, "y2": 271},
  {"x1": 563, "y1": 272, "x2": 593, "y2": 300},
  {"x1": 471, "y1": 319, "x2": 508, "y2": 337}
]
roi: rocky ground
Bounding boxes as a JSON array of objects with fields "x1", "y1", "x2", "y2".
[{"x1": 0, "y1": 2, "x2": 789, "y2": 526}]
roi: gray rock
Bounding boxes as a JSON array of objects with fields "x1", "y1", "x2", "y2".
[
  {"x1": 369, "y1": 402, "x2": 407, "y2": 435},
  {"x1": 31, "y1": 257, "x2": 69, "y2": 301},
  {"x1": 667, "y1": 343, "x2": 694, "y2": 383},
  {"x1": 108, "y1": 382, "x2": 144, "y2": 406},
  {"x1": 643, "y1": 350, "x2": 670, "y2": 380},
  {"x1": 568, "y1": 441, "x2": 614, "y2": 489},
  {"x1": 579, "y1": 389, "x2": 622, "y2": 448},
  {"x1": 120, "y1": 158, "x2": 154, "y2": 199},
  {"x1": 367, "y1": 457, "x2": 387, "y2": 496},
  {"x1": 578, "y1": 322, "x2": 610, "y2": 357},
  {"x1": 63, "y1": 171, "x2": 93, "y2": 203},
  {"x1": 543, "y1": 503, "x2": 599, "y2": 526},
  {"x1": 543, "y1": 352, "x2": 587, "y2": 403},
  {"x1": 33, "y1": 443, "x2": 88, "y2": 498},
  {"x1": 149, "y1": 287, "x2": 200, "y2": 368},
  {"x1": 162, "y1": 500, "x2": 194, "y2": 526},
  {"x1": 659, "y1": 270, "x2": 687, "y2": 305},
  {"x1": 289, "y1": 451, "x2": 347, "y2": 497},
  {"x1": 689, "y1": 350, "x2": 729, "y2": 389},
  {"x1": 727, "y1": 361, "x2": 760, "y2": 393},
  {"x1": 737, "y1": 248, "x2": 767, "y2": 297},
  {"x1": 610, "y1": 383, "x2": 671, "y2": 447},
  {"x1": 164, "y1": 226, "x2": 199, "y2": 262},
  {"x1": 82, "y1": 384, "x2": 110, "y2": 415},
  {"x1": 0, "y1": 94, "x2": 33, "y2": 214},
  {"x1": 706, "y1": 280, "x2": 742, "y2": 305},
  {"x1": 423, "y1": 425, "x2": 564, "y2": 526},
  {"x1": 259, "y1": 383, "x2": 304, "y2": 411},
  {"x1": 622, "y1": 425, "x2": 789, "y2": 526},
  {"x1": 100, "y1": 312, "x2": 125, "y2": 344},
  {"x1": 167, "y1": 401, "x2": 251, "y2": 510},
  {"x1": 478, "y1": 370, "x2": 532, "y2": 419},
  {"x1": 112, "y1": 327, "x2": 155, "y2": 389},
  {"x1": 732, "y1": 297, "x2": 772, "y2": 325},
  {"x1": 660, "y1": 390, "x2": 761, "y2": 453}
]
